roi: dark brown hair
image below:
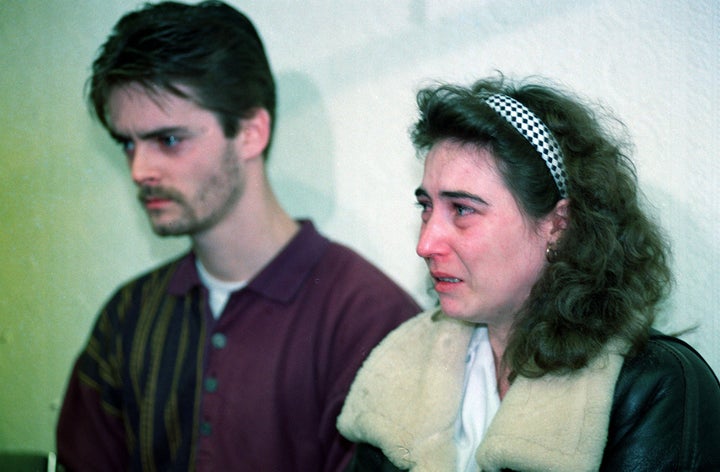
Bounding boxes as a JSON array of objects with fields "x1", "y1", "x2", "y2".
[
  {"x1": 412, "y1": 75, "x2": 673, "y2": 377},
  {"x1": 88, "y1": 1, "x2": 276, "y2": 156}
]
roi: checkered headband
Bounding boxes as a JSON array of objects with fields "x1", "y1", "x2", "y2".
[{"x1": 484, "y1": 94, "x2": 569, "y2": 198}]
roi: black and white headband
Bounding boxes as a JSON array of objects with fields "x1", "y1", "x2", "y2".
[{"x1": 484, "y1": 94, "x2": 569, "y2": 198}]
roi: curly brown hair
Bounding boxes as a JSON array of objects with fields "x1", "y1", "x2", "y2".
[{"x1": 411, "y1": 75, "x2": 673, "y2": 378}]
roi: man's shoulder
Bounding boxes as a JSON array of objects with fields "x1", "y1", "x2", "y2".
[
  {"x1": 113, "y1": 252, "x2": 191, "y2": 294},
  {"x1": 295, "y1": 221, "x2": 395, "y2": 282},
  {"x1": 303, "y1": 238, "x2": 420, "y2": 314},
  {"x1": 320, "y1": 240, "x2": 393, "y2": 280},
  {"x1": 320, "y1": 242, "x2": 414, "y2": 294}
]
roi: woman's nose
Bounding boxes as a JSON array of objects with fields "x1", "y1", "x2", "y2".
[{"x1": 416, "y1": 216, "x2": 447, "y2": 259}]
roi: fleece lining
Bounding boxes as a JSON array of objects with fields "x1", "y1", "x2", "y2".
[{"x1": 338, "y1": 309, "x2": 626, "y2": 472}]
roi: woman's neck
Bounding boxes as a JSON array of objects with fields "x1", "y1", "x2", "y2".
[{"x1": 488, "y1": 325, "x2": 511, "y2": 399}]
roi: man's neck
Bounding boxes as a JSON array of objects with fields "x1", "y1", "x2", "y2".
[{"x1": 191, "y1": 179, "x2": 300, "y2": 283}]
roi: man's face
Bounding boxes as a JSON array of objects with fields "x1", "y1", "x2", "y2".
[{"x1": 107, "y1": 84, "x2": 245, "y2": 237}]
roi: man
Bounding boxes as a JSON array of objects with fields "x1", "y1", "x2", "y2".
[{"x1": 56, "y1": 2, "x2": 419, "y2": 471}]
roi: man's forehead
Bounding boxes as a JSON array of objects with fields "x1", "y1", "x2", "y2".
[
  {"x1": 106, "y1": 84, "x2": 197, "y2": 132},
  {"x1": 109, "y1": 83, "x2": 176, "y2": 109}
]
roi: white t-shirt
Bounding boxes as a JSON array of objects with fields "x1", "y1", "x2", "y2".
[{"x1": 195, "y1": 260, "x2": 247, "y2": 319}]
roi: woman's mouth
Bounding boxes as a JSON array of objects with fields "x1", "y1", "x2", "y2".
[
  {"x1": 431, "y1": 272, "x2": 462, "y2": 292},
  {"x1": 435, "y1": 276, "x2": 461, "y2": 283}
]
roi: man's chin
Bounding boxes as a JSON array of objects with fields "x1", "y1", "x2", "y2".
[
  {"x1": 149, "y1": 220, "x2": 191, "y2": 237},
  {"x1": 150, "y1": 228, "x2": 185, "y2": 237},
  {"x1": 147, "y1": 213, "x2": 214, "y2": 238}
]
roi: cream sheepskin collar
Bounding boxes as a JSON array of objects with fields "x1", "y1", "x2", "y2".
[{"x1": 338, "y1": 309, "x2": 626, "y2": 472}]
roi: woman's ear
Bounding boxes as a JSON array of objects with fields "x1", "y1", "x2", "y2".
[
  {"x1": 549, "y1": 198, "x2": 570, "y2": 237},
  {"x1": 234, "y1": 108, "x2": 271, "y2": 160}
]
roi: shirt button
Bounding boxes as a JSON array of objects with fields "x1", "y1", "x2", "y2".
[
  {"x1": 200, "y1": 421, "x2": 212, "y2": 436},
  {"x1": 204, "y1": 377, "x2": 218, "y2": 393},
  {"x1": 211, "y1": 333, "x2": 227, "y2": 349}
]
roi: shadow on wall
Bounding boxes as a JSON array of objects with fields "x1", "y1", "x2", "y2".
[{"x1": 270, "y1": 71, "x2": 335, "y2": 225}]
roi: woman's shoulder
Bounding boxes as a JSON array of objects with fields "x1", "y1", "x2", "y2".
[
  {"x1": 373, "y1": 308, "x2": 472, "y2": 349},
  {"x1": 338, "y1": 308, "x2": 474, "y2": 462},
  {"x1": 603, "y1": 331, "x2": 720, "y2": 470},
  {"x1": 619, "y1": 332, "x2": 719, "y2": 390},
  {"x1": 614, "y1": 331, "x2": 720, "y2": 416}
]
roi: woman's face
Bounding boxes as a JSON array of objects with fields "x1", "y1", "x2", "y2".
[{"x1": 415, "y1": 140, "x2": 556, "y2": 333}]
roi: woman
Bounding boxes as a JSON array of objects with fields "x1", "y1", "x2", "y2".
[{"x1": 337, "y1": 76, "x2": 720, "y2": 471}]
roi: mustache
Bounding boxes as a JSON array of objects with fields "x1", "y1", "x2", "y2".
[{"x1": 137, "y1": 185, "x2": 183, "y2": 203}]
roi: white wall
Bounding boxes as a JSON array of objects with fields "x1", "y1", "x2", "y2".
[{"x1": 1, "y1": 0, "x2": 718, "y2": 452}]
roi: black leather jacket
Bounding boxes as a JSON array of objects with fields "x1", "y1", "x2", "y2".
[{"x1": 346, "y1": 333, "x2": 720, "y2": 471}]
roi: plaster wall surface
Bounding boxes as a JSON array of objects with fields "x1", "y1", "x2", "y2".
[{"x1": 1, "y1": 0, "x2": 717, "y2": 453}]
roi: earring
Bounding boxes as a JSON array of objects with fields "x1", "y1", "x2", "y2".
[{"x1": 546, "y1": 242, "x2": 558, "y2": 263}]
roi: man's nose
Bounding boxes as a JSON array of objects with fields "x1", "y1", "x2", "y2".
[{"x1": 129, "y1": 144, "x2": 161, "y2": 185}]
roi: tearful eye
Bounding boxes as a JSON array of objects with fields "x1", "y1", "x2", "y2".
[
  {"x1": 454, "y1": 204, "x2": 474, "y2": 216},
  {"x1": 416, "y1": 200, "x2": 433, "y2": 216},
  {"x1": 416, "y1": 200, "x2": 432, "y2": 223}
]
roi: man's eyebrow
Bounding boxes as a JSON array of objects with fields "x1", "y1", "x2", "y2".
[
  {"x1": 108, "y1": 130, "x2": 128, "y2": 143},
  {"x1": 109, "y1": 126, "x2": 188, "y2": 142}
]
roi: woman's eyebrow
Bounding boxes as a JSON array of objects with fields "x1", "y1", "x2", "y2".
[
  {"x1": 440, "y1": 190, "x2": 488, "y2": 205},
  {"x1": 415, "y1": 187, "x2": 488, "y2": 205}
]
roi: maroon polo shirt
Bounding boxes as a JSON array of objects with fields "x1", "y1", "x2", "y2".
[{"x1": 57, "y1": 220, "x2": 419, "y2": 471}]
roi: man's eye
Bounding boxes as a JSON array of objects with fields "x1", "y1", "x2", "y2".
[
  {"x1": 119, "y1": 140, "x2": 135, "y2": 154},
  {"x1": 160, "y1": 135, "x2": 181, "y2": 147}
]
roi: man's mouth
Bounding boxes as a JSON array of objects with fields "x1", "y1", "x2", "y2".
[
  {"x1": 138, "y1": 187, "x2": 178, "y2": 210},
  {"x1": 142, "y1": 197, "x2": 172, "y2": 210}
]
